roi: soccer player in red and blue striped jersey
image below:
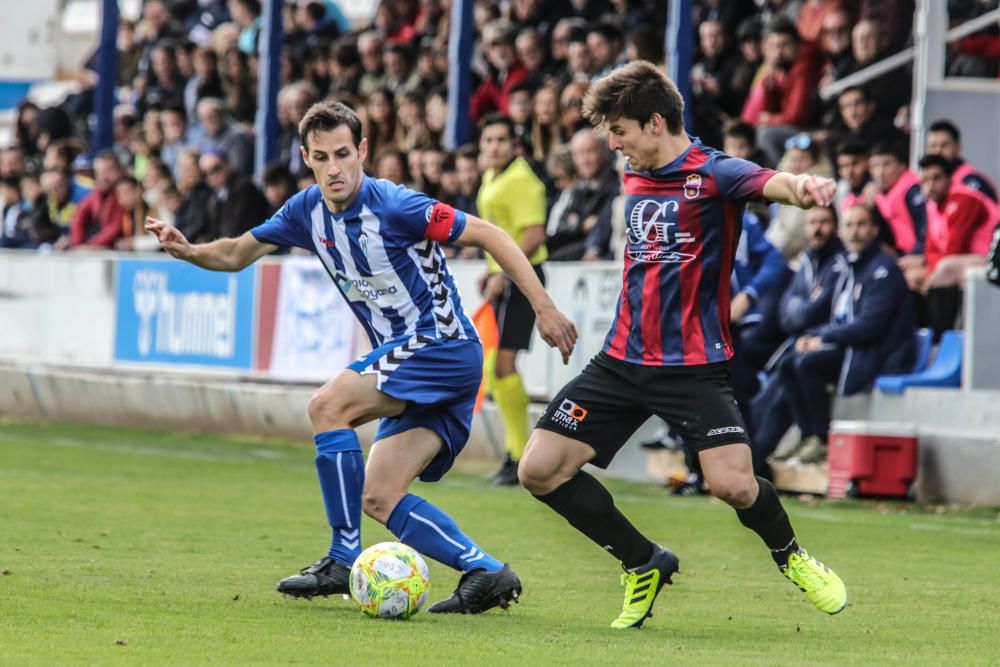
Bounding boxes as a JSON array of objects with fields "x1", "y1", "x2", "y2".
[{"x1": 518, "y1": 61, "x2": 848, "y2": 627}]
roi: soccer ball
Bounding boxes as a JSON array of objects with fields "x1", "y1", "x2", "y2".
[{"x1": 349, "y1": 542, "x2": 430, "y2": 619}]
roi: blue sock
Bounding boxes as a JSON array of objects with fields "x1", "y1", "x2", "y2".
[
  {"x1": 314, "y1": 429, "x2": 363, "y2": 566},
  {"x1": 386, "y1": 494, "x2": 504, "y2": 573}
]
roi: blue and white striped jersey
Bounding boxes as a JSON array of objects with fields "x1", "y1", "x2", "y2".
[{"x1": 251, "y1": 176, "x2": 478, "y2": 348}]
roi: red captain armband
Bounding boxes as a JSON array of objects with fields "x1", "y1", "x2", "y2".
[{"x1": 424, "y1": 202, "x2": 457, "y2": 242}]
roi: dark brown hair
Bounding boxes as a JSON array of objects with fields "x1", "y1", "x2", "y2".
[
  {"x1": 582, "y1": 60, "x2": 684, "y2": 134},
  {"x1": 298, "y1": 100, "x2": 363, "y2": 151}
]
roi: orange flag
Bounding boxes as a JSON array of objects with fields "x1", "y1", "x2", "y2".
[{"x1": 471, "y1": 301, "x2": 499, "y2": 413}]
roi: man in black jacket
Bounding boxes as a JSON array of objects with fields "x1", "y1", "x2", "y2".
[
  {"x1": 199, "y1": 149, "x2": 268, "y2": 240},
  {"x1": 778, "y1": 204, "x2": 914, "y2": 464}
]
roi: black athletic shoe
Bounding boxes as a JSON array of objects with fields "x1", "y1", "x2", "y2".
[
  {"x1": 276, "y1": 557, "x2": 350, "y2": 599},
  {"x1": 426, "y1": 564, "x2": 522, "y2": 614},
  {"x1": 490, "y1": 455, "x2": 520, "y2": 486}
]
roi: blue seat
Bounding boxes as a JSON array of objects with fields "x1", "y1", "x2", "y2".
[
  {"x1": 876, "y1": 330, "x2": 963, "y2": 394},
  {"x1": 910, "y1": 328, "x2": 934, "y2": 373}
]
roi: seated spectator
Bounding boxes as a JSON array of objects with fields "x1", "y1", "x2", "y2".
[
  {"x1": 173, "y1": 148, "x2": 213, "y2": 243},
  {"x1": 845, "y1": 19, "x2": 910, "y2": 121},
  {"x1": 833, "y1": 139, "x2": 870, "y2": 215},
  {"x1": 471, "y1": 20, "x2": 528, "y2": 123},
  {"x1": 723, "y1": 120, "x2": 770, "y2": 168},
  {"x1": 778, "y1": 204, "x2": 915, "y2": 464},
  {"x1": 586, "y1": 20, "x2": 625, "y2": 80},
  {"x1": 137, "y1": 42, "x2": 187, "y2": 118},
  {"x1": 528, "y1": 84, "x2": 566, "y2": 164},
  {"x1": 741, "y1": 18, "x2": 821, "y2": 164},
  {"x1": 924, "y1": 120, "x2": 998, "y2": 202},
  {"x1": 113, "y1": 176, "x2": 156, "y2": 251},
  {"x1": 868, "y1": 141, "x2": 927, "y2": 255},
  {"x1": 816, "y1": 6, "x2": 853, "y2": 94},
  {"x1": 768, "y1": 132, "x2": 834, "y2": 262},
  {"x1": 395, "y1": 91, "x2": 435, "y2": 152},
  {"x1": 40, "y1": 169, "x2": 79, "y2": 242},
  {"x1": 438, "y1": 153, "x2": 475, "y2": 214},
  {"x1": 559, "y1": 81, "x2": 590, "y2": 137},
  {"x1": 184, "y1": 46, "x2": 224, "y2": 120},
  {"x1": 691, "y1": 19, "x2": 739, "y2": 148},
  {"x1": 261, "y1": 163, "x2": 296, "y2": 216},
  {"x1": 827, "y1": 85, "x2": 906, "y2": 159},
  {"x1": 68, "y1": 151, "x2": 125, "y2": 250},
  {"x1": 454, "y1": 146, "x2": 481, "y2": 217},
  {"x1": 724, "y1": 18, "x2": 763, "y2": 120},
  {"x1": 0, "y1": 173, "x2": 58, "y2": 250},
  {"x1": 42, "y1": 140, "x2": 93, "y2": 201},
  {"x1": 565, "y1": 29, "x2": 595, "y2": 82},
  {"x1": 220, "y1": 48, "x2": 257, "y2": 125},
  {"x1": 159, "y1": 106, "x2": 189, "y2": 177},
  {"x1": 756, "y1": 205, "x2": 845, "y2": 467},
  {"x1": 276, "y1": 81, "x2": 320, "y2": 176},
  {"x1": 229, "y1": 0, "x2": 262, "y2": 55},
  {"x1": 356, "y1": 31, "x2": 388, "y2": 98},
  {"x1": 199, "y1": 149, "x2": 268, "y2": 240},
  {"x1": 913, "y1": 154, "x2": 1000, "y2": 339},
  {"x1": 327, "y1": 38, "x2": 363, "y2": 99},
  {"x1": 545, "y1": 129, "x2": 618, "y2": 260},
  {"x1": 374, "y1": 150, "x2": 410, "y2": 186},
  {"x1": 506, "y1": 84, "x2": 535, "y2": 148},
  {"x1": 516, "y1": 27, "x2": 559, "y2": 89},
  {"x1": 384, "y1": 44, "x2": 421, "y2": 95},
  {"x1": 189, "y1": 97, "x2": 254, "y2": 176}
]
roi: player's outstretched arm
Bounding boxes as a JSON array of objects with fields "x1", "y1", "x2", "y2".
[
  {"x1": 144, "y1": 217, "x2": 278, "y2": 272},
  {"x1": 763, "y1": 172, "x2": 836, "y2": 209},
  {"x1": 457, "y1": 215, "x2": 578, "y2": 363}
]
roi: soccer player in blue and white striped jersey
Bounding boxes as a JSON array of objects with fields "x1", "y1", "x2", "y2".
[{"x1": 146, "y1": 101, "x2": 577, "y2": 614}]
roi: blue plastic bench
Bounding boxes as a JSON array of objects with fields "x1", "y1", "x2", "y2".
[{"x1": 875, "y1": 329, "x2": 962, "y2": 394}]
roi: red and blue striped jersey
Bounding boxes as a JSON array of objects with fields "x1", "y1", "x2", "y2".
[{"x1": 603, "y1": 139, "x2": 777, "y2": 366}]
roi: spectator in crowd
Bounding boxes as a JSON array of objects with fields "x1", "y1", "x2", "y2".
[
  {"x1": 383, "y1": 44, "x2": 421, "y2": 95},
  {"x1": 868, "y1": 141, "x2": 927, "y2": 255},
  {"x1": 229, "y1": 0, "x2": 262, "y2": 55},
  {"x1": 528, "y1": 85, "x2": 566, "y2": 164},
  {"x1": 833, "y1": 139, "x2": 870, "y2": 214},
  {"x1": 40, "y1": 169, "x2": 79, "y2": 242},
  {"x1": 374, "y1": 149, "x2": 410, "y2": 186},
  {"x1": 565, "y1": 29, "x2": 595, "y2": 82},
  {"x1": 816, "y1": 6, "x2": 854, "y2": 93},
  {"x1": 220, "y1": 48, "x2": 257, "y2": 125},
  {"x1": 741, "y1": 18, "x2": 821, "y2": 164},
  {"x1": 845, "y1": 18, "x2": 910, "y2": 121},
  {"x1": 761, "y1": 204, "x2": 845, "y2": 465},
  {"x1": 516, "y1": 28, "x2": 558, "y2": 89},
  {"x1": 1, "y1": 173, "x2": 58, "y2": 250},
  {"x1": 924, "y1": 120, "x2": 998, "y2": 202},
  {"x1": 768, "y1": 132, "x2": 834, "y2": 262},
  {"x1": 587, "y1": 20, "x2": 625, "y2": 80},
  {"x1": 438, "y1": 153, "x2": 475, "y2": 214},
  {"x1": 261, "y1": 163, "x2": 296, "y2": 216},
  {"x1": 113, "y1": 176, "x2": 155, "y2": 251},
  {"x1": 42, "y1": 140, "x2": 92, "y2": 202},
  {"x1": 506, "y1": 84, "x2": 534, "y2": 148},
  {"x1": 545, "y1": 129, "x2": 618, "y2": 260},
  {"x1": 454, "y1": 145, "x2": 481, "y2": 217},
  {"x1": 827, "y1": 85, "x2": 905, "y2": 157},
  {"x1": 778, "y1": 204, "x2": 914, "y2": 464},
  {"x1": 475, "y1": 115, "x2": 547, "y2": 486},
  {"x1": 277, "y1": 81, "x2": 320, "y2": 176},
  {"x1": 199, "y1": 148, "x2": 269, "y2": 240},
  {"x1": 141, "y1": 158, "x2": 174, "y2": 220},
  {"x1": 137, "y1": 42, "x2": 187, "y2": 118},
  {"x1": 723, "y1": 120, "x2": 770, "y2": 167},
  {"x1": 724, "y1": 18, "x2": 763, "y2": 119},
  {"x1": 327, "y1": 38, "x2": 363, "y2": 99},
  {"x1": 796, "y1": 0, "x2": 844, "y2": 46},
  {"x1": 560, "y1": 81, "x2": 590, "y2": 138},
  {"x1": 363, "y1": 88, "x2": 397, "y2": 167},
  {"x1": 159, "y1": 106, "x2": 189, "y2": 177},
  {"x1": 914, "y1": 154, "x2": 1000, "y2": 339},
  {"x1": 395, "y1": 91, "x2": 435, "y2": 152},
  {"x1": 356, "y1": 31, "x2": 388, "y2": 98},
  {"x1": 691, "y1": 19, "x2": 739, "y2": 148},
  {"x1": 67, "y1": 151, "x2": 125, "y2": 250},
  {"x1": 184, "y1": 46, "x2": 225, "y2": 121},
  {"x1": 190, "y1": 97, "x2": 254, "y2": 176},
  {"x1": 173, "y1": 148, "x2": 213, "y2": 243},
  {"x1": 471, "y1": 20, "x2": 528, "y2": 123}
]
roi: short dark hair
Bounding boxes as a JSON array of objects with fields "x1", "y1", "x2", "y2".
[
  {"x1": 262, "y1": 162, "x2": 293, "y2": 187},
  {"x1": 479, "y1": 114, "x2": 516, "y2": 139},
  {"x1": 298, "y1": 100, "x2": 363, "y2": 150},
  {"x1": 839, "y1": 85, "x2": 871, "y2": 102},
  {"x1": 918, "y1": 153, "x2": 954, "y2": 175},
  {"x1": 724, "y1": 121, "x2": 756, "y2": 147},
  {"x1": 764, "y1": 17, "x2": 800, "y2": 42},
  {"x1": 455, "y1": 144, "x2": 478, "y2": 162},
  {"x1": 93, "y1": 149, "x2": 121, "y2": 168},
  {"x1": 869, "y1": 141, "x2": 906, "y2": 163},
  {"x1": 928, "y1": 119, "x2": 960, "y2": 142},
  {"x1": 582, "y1": 60, "x2": 684, "y2": 134},
  {"x1": 587, "y1": 20, "x2": 623, "y2": 44},
  {"x1": 836, "y1": 139, "x2": 869, "y2": 158}
]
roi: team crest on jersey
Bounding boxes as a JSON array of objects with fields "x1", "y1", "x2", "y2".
[
  {"x1": 626, "y1": 197, "x2": 697, "y2": 264},
  {"x1": 359, "y1": 230, "x2": 369, "y2": 256},
  {"x1": 683, "y1": 173, "x2": 703, "y2": 199}
]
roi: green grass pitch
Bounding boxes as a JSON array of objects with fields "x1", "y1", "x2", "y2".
[{"x1": 2, "y1": 420, "x2": 999, "y2": 665}]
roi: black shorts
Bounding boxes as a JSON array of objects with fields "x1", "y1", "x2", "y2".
[
  {"x1": 492, "y1": 264, "x2": 545, "y2": 351},
  {"x1": 535, "y1": 352, "x2": 751, "y2": 468}
]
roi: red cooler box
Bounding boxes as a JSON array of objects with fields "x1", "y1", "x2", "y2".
[{"x1": 827, "y1": 421, "x2": 918, "y2": 499}]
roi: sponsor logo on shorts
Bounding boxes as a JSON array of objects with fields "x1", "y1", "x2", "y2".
[
  {"x1": 706, "y1": 426, "x2": 745, "y2": 437},
  {"x1": 551, "y1": 399, "x2": 588, "y2": 431}
]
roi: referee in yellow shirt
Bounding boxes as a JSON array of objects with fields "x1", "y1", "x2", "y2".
[{"x1": 476, "y1": 114, "x2": 548, "y2": 486}]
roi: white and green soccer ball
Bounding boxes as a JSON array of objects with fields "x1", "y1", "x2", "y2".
[{"x1": 349, "y1": 542, "x2": 430, "y2": 620}]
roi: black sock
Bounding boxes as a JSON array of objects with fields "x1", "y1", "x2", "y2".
[
  {"x1": 533, "y1": 471, "x2": 654, "y2": 569},
  {"x1": 926, "y1": 286, "x2": 962, "y2": 343},
  {"x1": 736, "y1": 477, "x2": 798, "y2": 567}
]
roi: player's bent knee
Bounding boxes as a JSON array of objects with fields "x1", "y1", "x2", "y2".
[
  {"x1": 308, "y1": 386, "x2": 365, "y2": 430},
  {"x1": 712, "y1": 476, "x2": 758, "y2": 508},
  {"x1": 361, "y1": 487, "x2": 402, "y2": 525}
]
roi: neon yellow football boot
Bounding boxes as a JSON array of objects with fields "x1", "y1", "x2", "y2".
[
  {"x1": 782, "y1": 549, "x2": 847, "y2": 614},
  {"x1": 610, "y1": 546, "x2": 680, "y2": 629}
]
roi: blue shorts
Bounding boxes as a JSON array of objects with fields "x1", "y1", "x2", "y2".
[{"x1": 349, "y1": 336, "x2": 483, "y2": 482}]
